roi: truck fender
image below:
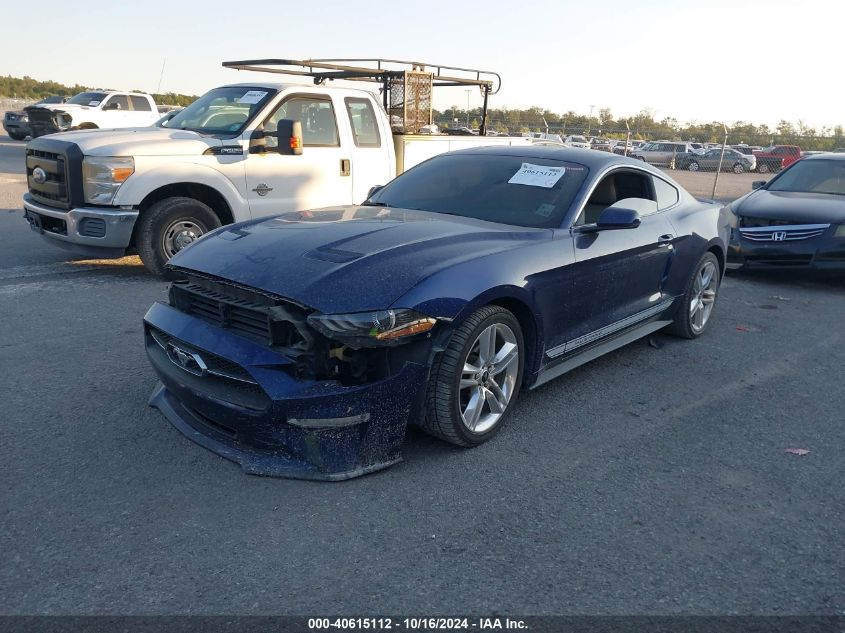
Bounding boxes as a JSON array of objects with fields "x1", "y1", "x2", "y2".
[{"x1": 114, "y1": 162, "x2": 246, "y2": 221}]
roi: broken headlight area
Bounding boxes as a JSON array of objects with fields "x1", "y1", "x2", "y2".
[{"x1": 166, "y1": 274, "x2": 437, "y2": 388}]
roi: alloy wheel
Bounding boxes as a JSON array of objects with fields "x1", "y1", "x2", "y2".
[
  {"x1": 690, "y1": 260, "x2": 718, "y2": 333},
  {"x1": 458, "y1": 323, "x2": 519, "y2": 434}
]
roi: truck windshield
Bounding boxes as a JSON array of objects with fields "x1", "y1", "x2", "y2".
[
  {"x1": 366, "y1": 153, "x2": 590, "y2": 229},
  {"x1": 766, "y1": 160, "x2": 845, "y2": 196},
  {"x1": 67, "y1": 92, "x2": 107, "y2": 106},
  {"x1": 161, "y1": 86, "x2": 277, "y2": 136}
]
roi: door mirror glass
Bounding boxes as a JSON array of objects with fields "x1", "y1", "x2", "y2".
[{"x1": 751, "y1": 180, "x2": 766, "y2": 190}]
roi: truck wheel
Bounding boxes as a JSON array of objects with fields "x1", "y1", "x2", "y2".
[
  {"x1": 8, "y1": 131, "x2": 26, "y2": 141},
  {"x1": 137, "y1": 197, "x2": 221, "y2": 276},
  {"x1": 757, "y1": 163, "x2": 770, "y2": 174}
]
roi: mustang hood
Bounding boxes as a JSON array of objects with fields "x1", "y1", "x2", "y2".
[
  {"x1": 169, "y1": 206, "x2": 548, "y2": 314},
  {"x1": 737, "y1": 190, "x2": 845, "y2": 224}
]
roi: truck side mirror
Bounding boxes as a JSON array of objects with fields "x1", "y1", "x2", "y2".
[{"x1": 275, "y1": 119, "x2": 303, "y2": 156}]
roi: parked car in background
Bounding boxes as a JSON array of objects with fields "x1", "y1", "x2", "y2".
[
  {"x1": 676, "y1": 148, "x2": 755, "y2": 173},
  {"x1": 728, "y1": 154, "x2": 845, "y2": 269},
  {"x1": 143, "y1": 146, "x2": 729, "y2": 479},
  {"x1": 590, "y1": 138, "x2": 613, "y2": 151},
  {"x1": 25, "y1": 90, "x2": 159, "y2": 137},
  {"x1": 564, "y1": 135, "x2": 591, "y2": 149},
  {"x1": 753, "y1": 145, "x2": 802, "y2": 174},
  {"x1": 3, "y1": 96, "x2": 68, "y2": 140},
  {"x1": 444, "y1": 126, "x2": 477, "y2": 135},
  {"x1": 612, "y1": 140, "x2": 634, "y2": 155},
  {"x1": 631, "y1": 141, "x2": 697, "y2": 166},
  {"x1": 731, "y1": 144, "x2": 762, "y2": 156},
  {"x1": 523, "y1": 132, "x2": 563, "y2": 143}
]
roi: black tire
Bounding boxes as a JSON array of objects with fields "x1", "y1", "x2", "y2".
[
  {"x1": 136, "y1": 196, "x2": 221, "y2": 276},
  {"x1": 732, "y1": 162, "x2": 745, "y2": 174},
  {"x1": 421, "y1": 305, "x2": 524, "y2": 447},
  {"x1": 666, "y1": 251, "x2": 721, "y2": 339},
  {"x1": 757, "y1": 163, "x2": 770, "y2": 174},
  {"x1": 687, "y1": 160, "x2": 700, "y2": 172}
]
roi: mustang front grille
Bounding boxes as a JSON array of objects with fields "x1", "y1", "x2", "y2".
[{"x1": 169, "y1": 278, "x2": 310, "y2": 349}]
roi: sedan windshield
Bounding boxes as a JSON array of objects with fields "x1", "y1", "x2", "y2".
[
  {"x1": 367, "y1": 153, "x2": 590, "y2": 228},
  {"x1": 161, "y1": 86, "x2": 276, "y2": 135},
  {"x1": 767, "y1": 160, "x2": 845, "y2": 196},
  {"x1": 67, "y1": 92, "x2": 107, "y2": 106}
]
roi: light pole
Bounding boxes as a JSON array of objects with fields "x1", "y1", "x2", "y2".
[
  {"x1": 465, "y1": 89, "x2": 471, "y2": 128},
  {"x1": 587, "y1": 104, "x2": 594, "y2": 136}
]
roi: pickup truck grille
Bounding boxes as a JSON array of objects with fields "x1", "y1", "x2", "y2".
[
  {"x1": 169, "y1": 277, "x2": 310, "y2": 349},
  {"x1": 26, "y1": 148, "x2": 68, "y2": 206}
]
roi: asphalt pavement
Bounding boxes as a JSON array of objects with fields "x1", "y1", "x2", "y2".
[{"x1": 1, "y1": 139, "x2": 843, "y2": 616}]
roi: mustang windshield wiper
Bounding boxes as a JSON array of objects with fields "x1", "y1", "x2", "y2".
[{"x1": 361, "y1": 201, "x2": 389, "y2": 206}]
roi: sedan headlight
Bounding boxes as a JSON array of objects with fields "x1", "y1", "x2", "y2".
[
  {"x1": 82, "y1": 156, "x2": 134, "y2": 204},
  {"x1": 308, "y1": 309, "x2": 437, "y2": 345},
  {"x1": 835, "y1": 225, "x2": 845, "y2": 238}
]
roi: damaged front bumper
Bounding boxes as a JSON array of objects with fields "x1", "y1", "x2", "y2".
[{"x1": 143, "y1": 301, "x2": 431, "y2": 480}]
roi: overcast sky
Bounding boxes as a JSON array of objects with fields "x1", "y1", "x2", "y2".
[{"x1": 1, "y1": 0, "x2": 841, "y2": 129}]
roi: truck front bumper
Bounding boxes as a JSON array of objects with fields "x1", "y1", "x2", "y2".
[{"x1": 22, "y1": 194, "x2": 137, "y2": 258}]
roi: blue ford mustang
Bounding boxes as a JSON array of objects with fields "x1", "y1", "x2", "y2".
[{"x1": 143, "y1": 146, "x2": 730, "y2": 480}]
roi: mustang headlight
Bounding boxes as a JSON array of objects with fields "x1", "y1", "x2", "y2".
[
  {"x1": 835, "y1": 225, "x2": 845, "y2": 238},
  {"x1": 308, "y1": 308, "x2": 437, "y2": 345},
  {"x1": 82, "y1": 156, "x2": 134, "y2": 204}
]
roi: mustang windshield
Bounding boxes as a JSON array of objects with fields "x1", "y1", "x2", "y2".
[
  {"x1": 767, "y1": 160, "x2": 845, "y2": 196},
  {"x1": 161, "y1": 86, "x2": 276, "y2": 135},
  {"x1": 367, "y1": 154, "x2": 590, "y2": 228}
]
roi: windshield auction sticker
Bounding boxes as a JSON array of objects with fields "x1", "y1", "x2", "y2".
[
  {"x1": 237, "y1": 90, "x2": 269, "y2": 104},
  {"x1": 508, "y1": 163, "x2": 565, "y2": 188}
]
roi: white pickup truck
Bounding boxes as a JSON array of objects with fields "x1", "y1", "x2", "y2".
[
  {"x1": 25, "y1": 90, "x2": 160, "y2": 138},
  {"x1": 23, "y1": 58, "x2": 530, "y2": 275}
]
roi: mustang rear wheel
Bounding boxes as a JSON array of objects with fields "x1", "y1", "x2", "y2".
[
  {"x1": 667, "y1": 252, "x2": 721, "y2": 339},
  {"x1": 422, "y1": 306, "x2": 524, "y2": 446}
]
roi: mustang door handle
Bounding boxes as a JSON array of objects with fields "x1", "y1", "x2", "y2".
[{"x1": 657, "y1": 234, "x2": 674, "y2": 246}]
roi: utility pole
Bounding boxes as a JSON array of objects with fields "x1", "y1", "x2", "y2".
[
  {"x1": 465, "y1": 89, "x2": 471, "y2": 128},
  {"x1": 588, "y1": 104, "x2": 594, "y2": 136},
  {"x1": 156, "y1": 58, "x2": 167, "y2": 94}
]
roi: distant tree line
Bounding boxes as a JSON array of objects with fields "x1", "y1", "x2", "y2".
[
  {"x1": 0, "y1": 75, "x2": 197, "y2": 107},
  {"x1": 435, "y1": 105, "x2": 845, "y2": 151}
]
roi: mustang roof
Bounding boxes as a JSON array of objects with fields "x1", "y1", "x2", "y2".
[{"x1": 448, "y1": 145, "x2": 660, "y2": 170}]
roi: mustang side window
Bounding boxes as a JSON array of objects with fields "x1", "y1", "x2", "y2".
[
  {"x1": 581, "y1": 170, "x2": 656, "y2": 223},
  {"x1": 653, "y1": 177, "x2": 680, "y2": 210}
]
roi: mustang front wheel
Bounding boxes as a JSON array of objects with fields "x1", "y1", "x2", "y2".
[{"x1": 423, "y1": 306, "x2": 524, "y2": 446}]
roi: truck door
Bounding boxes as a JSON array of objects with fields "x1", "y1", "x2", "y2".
[
  {"x1": 342, "y1": 96, "x2": 394, "y2": 204},
  {"x1": 129, "y1": 95, "x2": 156, "y2": 126},
  {"x1": 101, "y1": 95, "x2": 130, "y2": 127},
  {"x1": 245, "y1": 94, "x2": 352, "y2": 219}
]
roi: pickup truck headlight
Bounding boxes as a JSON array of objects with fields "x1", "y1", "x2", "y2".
[
  {"x1": 308, "y1": 309, "x2": 436, "y2": 345},
  {"x1": 82, "y1": 156, "x2": 134, "y2": 204}
]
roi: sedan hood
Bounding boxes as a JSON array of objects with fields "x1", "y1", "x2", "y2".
[
  {"x1": 169, "y1": 206, "x2": 548, "y2": 314},
  {"x1": 38, "y1": 127, "x2": 222, "y2": 156},
  {"x1": 736, "y1": 190, "x2": 845, "y2": 224}
]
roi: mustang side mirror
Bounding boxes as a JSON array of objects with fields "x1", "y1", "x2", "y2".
[
  {"x1": 367, "y1": 185, "x2": 384, "y2": 199},
  {"x1": 596, "y1": 207, "x2": 642, "y2": 230},
  {"x1": 751, "y1": 180, "x2": 766, "y2": 190}
]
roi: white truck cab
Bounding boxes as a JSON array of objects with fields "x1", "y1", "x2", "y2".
[
  {"x1": 22, "y1": 58, "x2": 530, "y2": 275},
  {"x1": 26, "y1": 90, "x2": 159, "y2": 137}
]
